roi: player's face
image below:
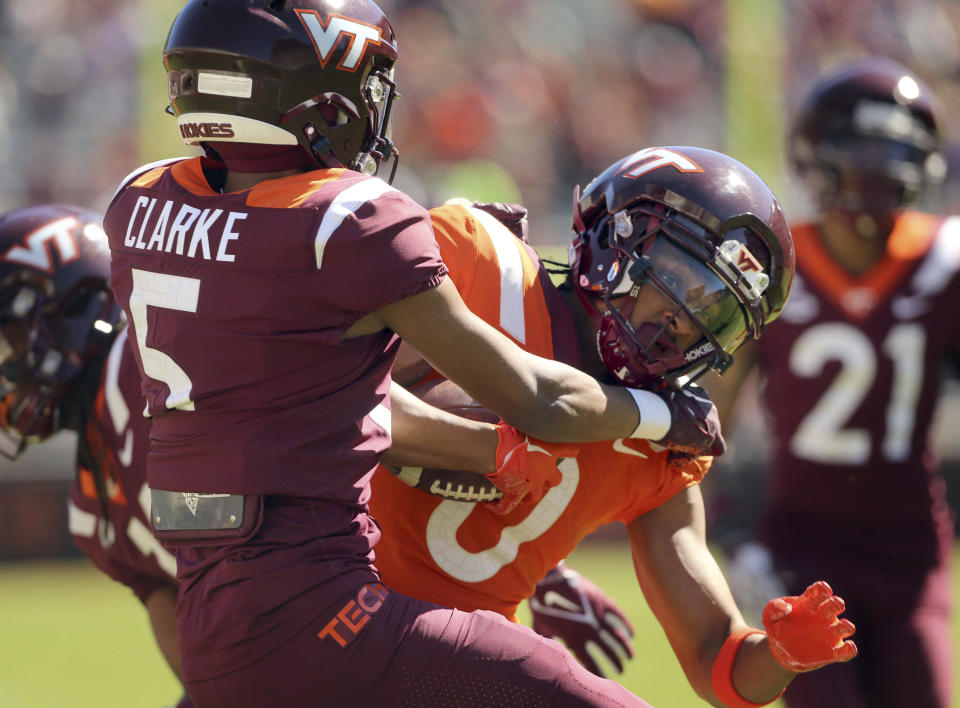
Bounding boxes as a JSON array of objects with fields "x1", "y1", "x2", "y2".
[
  {"x1": 623, "y1": 283, "x2": 699, "y2": 352},
  {"x1": 623, "y1": 237, "x2": 713, "y2": 352}
]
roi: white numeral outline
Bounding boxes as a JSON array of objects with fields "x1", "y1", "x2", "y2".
[
  {"x1": 425, "y1": 458, "x2": 580, "y2": 582},
  {"x1": 789, "y1": 322, "x2": 925, "y2": 464},
  {"x1": 129, "y1": 268, "x2": 199, "y2": 411}
]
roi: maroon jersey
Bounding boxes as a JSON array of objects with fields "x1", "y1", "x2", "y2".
[
  {"x1": 104, "y1": 157, "x2": 446, "y2": 500},
  {"x1": 103, "y1": 157, "x2": 447, "y2": 681},
  {"x1": 755, "y1": 212, "x2": 960, "y2": 552},
  {"x1": 68, "y1": 328, "x2": 178, "y2": 603}
]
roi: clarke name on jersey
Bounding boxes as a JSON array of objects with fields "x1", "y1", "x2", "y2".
[{"x1": 122, "y1": 196, "x2": 247, "y2": 263}]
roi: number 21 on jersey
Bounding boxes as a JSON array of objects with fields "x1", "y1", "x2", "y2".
[{"x1": 789, "y1": 321, "x2": 924, "y2": 464}]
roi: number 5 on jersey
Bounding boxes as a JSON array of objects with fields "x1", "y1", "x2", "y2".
[{"x1": 129, "y1": 268, "x2": 199, "y2": 411}]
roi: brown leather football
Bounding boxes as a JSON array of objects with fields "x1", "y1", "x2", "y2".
[{"x1": 389, "y1": 378, "x2": 503, "y2": 502}]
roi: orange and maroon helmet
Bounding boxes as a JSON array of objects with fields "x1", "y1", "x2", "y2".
[
  {"x1": 570, "y1": 146, "x2": 794, "y2": 387},
  {"x1": 789, "y1": 56, "x2": 944, "y2": 216},
  {"x1": 164, "y1": 0, "x2": 400, "y2": 179},
  {"x1": 0, "y1": 205, "x2": 123, "y2": 458}
]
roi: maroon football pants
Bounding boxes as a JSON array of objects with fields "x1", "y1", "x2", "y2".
[{"x1": 185, "y1": 584, "x2": 650, "y2": 707}]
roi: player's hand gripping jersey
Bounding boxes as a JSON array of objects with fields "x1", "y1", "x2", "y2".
[
  {"x1": 369, "y1": 201, "x2": 712, "y2": 620},
  {"x1": 68, "y1": 327, "x2": 178, "y2": 603},
  {"x1": 757, "y1": 213, "x2": 960, "y2": 533}
]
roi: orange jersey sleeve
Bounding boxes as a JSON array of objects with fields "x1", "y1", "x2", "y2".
[
  {"x1": 428, "y1": 201, "x2": 555, "y2": 352},
  {"x1": 370, "y1": 201, "x2": 712, "y2": 620}
]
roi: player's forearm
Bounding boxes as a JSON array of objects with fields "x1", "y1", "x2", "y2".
[
  {"x1": 384, "y1": 381, "x2": 497, "y2": 472},
  {"x1": 723, "y1": 633, "x2": 796, "y2": 704},
  {"x1": 628, "y1": 489, "x2": 761, "y2": 704},
  {"x1": 422, "y1": 335, "x2": 643, "y2": 443},
  {"x1": 707, "y1": 583, "x2": 857, "y2": 706},
  {"x1": 503, "y1": 356, "x2": 644, "y2": 442},
  {"x1": 381, "y1": 281, "x2": 643, "y2": 443}
]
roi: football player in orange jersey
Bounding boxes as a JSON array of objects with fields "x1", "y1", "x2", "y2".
[
  {"x1": 370, "y1": 145, "x2": 858, "y2": 708},
  {"x1": 706, "y1": 57, "x2": 958, "y2": 708}
]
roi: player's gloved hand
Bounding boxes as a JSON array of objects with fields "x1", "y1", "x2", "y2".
[
  {"x1": 486, "y1": 423, "x2": 579, "y2": 515},
  {"x1": 655, "y1": 384, "x2": 725, "y2": 459},
  {"x1": 762, "y1": 580, "x2": 858, "y2": 672},
  {"x1": 469, "y1": 200, "x2": 530, "y2": 242},
  {"x1": 529, "y1": 562, "x2": 635, "y2": 677}
]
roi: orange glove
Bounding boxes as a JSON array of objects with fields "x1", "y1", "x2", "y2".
[
  {"x1": 485, "y1": 423, "x2": 579, "y2": 515},
  {"x1": 762, "y1": 581, "x2": 858, "y2": 672}
]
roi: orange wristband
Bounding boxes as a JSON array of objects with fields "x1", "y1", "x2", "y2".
[{"x1": 711, "y1": 628, "x2": 785, "y2": 708}]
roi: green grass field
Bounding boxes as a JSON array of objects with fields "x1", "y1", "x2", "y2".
[{"x1": 2, "y1": 542, "x2": 958, "y2": 707}]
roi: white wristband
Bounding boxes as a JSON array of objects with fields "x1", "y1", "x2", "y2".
[{"x1": 625, "y1": 388, "x2": 672, "y2": 441}]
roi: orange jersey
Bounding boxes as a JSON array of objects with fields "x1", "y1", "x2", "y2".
[{"x1": 370, "y1": 201, "x2": 710, "y2": 620}]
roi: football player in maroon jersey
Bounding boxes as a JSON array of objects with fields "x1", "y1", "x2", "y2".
[
  {"x1": 706, "y1": 56, "x2": 958, "y2": 708},
  {"x1": 0, "y1": 202, "x2": 663, "y2": 707},
  {"x1": 101, "y1": 1, "x2": 725, "y2": 705},
  {"x1": 0, "y1": 190, "x2": 847, "y2": 708},
  {"x1": 0, "y1": 205, "x2": 191, "y2": 707}
]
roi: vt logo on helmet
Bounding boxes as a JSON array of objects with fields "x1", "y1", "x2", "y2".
[
  {"x1": 617, "y1": 147, "x2": 704, "y2": 179},
  {"x1": 296, "y1": 11, "x2": 385, "y2": 70},
  {"x1": 163, "y1": 0, "x2": 400, "y2": 180},
  {"x1": 2, "y1": 216, "x2": 81, "y2": 273},
  {"x1": 569, "y1": 146, "x2": 795, "y2": 388}
]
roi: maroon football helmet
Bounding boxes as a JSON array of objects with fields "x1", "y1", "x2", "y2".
[
  {"x1": 0, "y1": 205, "x2": 123, "y2": 458},
  {"x1": 163, "y1": 0, "x2": 400, "y2": 178},
  {"x1": 789, "y1": 56, "x2": 944, "y2": 215},
  {"x1": 570, "y1": 146, "x2": 794, "y2": 387}
]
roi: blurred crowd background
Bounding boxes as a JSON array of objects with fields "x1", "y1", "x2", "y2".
[
  {"x1": 5, "y1": 0, "x2": 960, "y2": 237},
  {"x1": 1, "y1": 0, "x2": 960, "y2": 553}
]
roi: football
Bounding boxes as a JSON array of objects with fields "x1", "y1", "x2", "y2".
[{"x1": 389, "y1": 378, "x2": 504, "y2": 502}]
